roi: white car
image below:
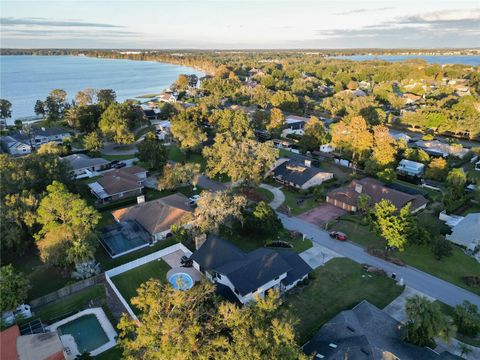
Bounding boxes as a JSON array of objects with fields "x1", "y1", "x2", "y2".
[{"x1": 188, "y1": 195, "x2": 201, "y2": 206}]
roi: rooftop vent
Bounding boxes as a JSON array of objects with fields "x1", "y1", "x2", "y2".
[
  {"x1": 347, "y1": 326, "x2": 355, "y2": 332},
  {"x1": 354, "y1": 183, "x2": 363, "y2": 194},
  {"x1": 137, "y1": 195, "x2": 145, "y2": 204},
  {"x1": 328, "y1": 343, "x2": 337, "y2": 349}
]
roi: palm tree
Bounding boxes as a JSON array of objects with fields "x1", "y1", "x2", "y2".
[{"x1": 403, "y1": 295, "x2": 456, "y2": 347}]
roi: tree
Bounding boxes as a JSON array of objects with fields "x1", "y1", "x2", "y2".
[
  {"x1": 243, "y1": 201, "x2": 282, "y2": 238},
  {"x1": 83, "y1": 131, "x2": 104, "y2": 152},
  {"x1": 0, "y1": 99, "x2": 12, "y2": 121},
  {"x1": 0, "y1": 265, "x2": 30, "y2": 313},
  {"x1": 203, "y1": 134, "x2": 278, "y2": 184},
  {"x1": 372, "y1": 199, "x2": 408, "y2": 250},
  {"x1": 96, "y1": 89, "x2": 116, "y2": 107},
  {"x1": 35, "y1": 181, "x2": 101, "y2": 267},
  {"x1": 37, "y1": 141, "x2": 67, "y2": 155},
  {"x1": 75, "y1": 88, "x2": 96, "y2": 106},
  {"x1": 270, "y1": 91, "x2": 299, "y2": 112},
  {"x1": 117, "y1": 279, "x2": 305, "y2": 360},
  {"x1": 171, "y1": 116, "x2": 207, "y2": 152},
  {"x1": 157, "y1": 163, "x2": 201, "y2": 191},
  {"x1": 331, "y1": 116, "x2": 373, "y2": 163},
  {"x1": 431, "y1": 236, "x2": 453, "y2": 260},
  {"x1": 99, "y1": 102, "x2": 135, "y2": 144},
  {"x1": 357, "y1": 194, "x2": 371, "y2": 214},
  {"x1": 404, "y1": 295, "x2": 456, "y2": 347},
  {"x1": 425, "y1": 157, "x2": 448, "y2": 181},
  {"x1": 266, "y1": 108, "x2": 285, "y2": 133},
  {"x1": 194, "y1": 191, "x2": 247, "y2": 233},
  {"x1": 298, "y1": 116, "x2": 329, "y2": 153},
  {"x1": 209, "y1": 109, "x2": 253, "y2": 139},
  {"x1": 173, "y1": 74, "x2": 190, "y2": 91},
  {"x1": 136, "y1": 136, "x2": 167, "y2": 171},
  {"x1": 404, "y1": 148, "x2": 430, "y2": 163},
  {"x1": 366, "y1": 125, "x2": 396, "y2": 173},
  {"x1": 446, "y1": 168, "x2": 467, "y2": 194},
  {"x1": 34, "y1": 100, "x2": 45, "y2": 117},
  {"x1": 453, "y1": 301, "x2": 480, "y2": 337},
  {"x1": 45, "y1": 89, "x2": 68, "y2": 122}
]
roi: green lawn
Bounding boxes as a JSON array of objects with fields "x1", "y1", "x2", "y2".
[
  {"x1": 32, "y1": 285, "x2": 105, "y2": 324},
  {"x1": 332, "y1": 215, "x2": 480, "y2": 295},
  {"x1": 95, "y1": 346, "x2": 123, "y2": 360},
  {"x1": 282, "y1": 188, "x2": 321, "y2": 215},
  {"x1": 167, "y1": 145, "x2": 206, "y2": 171},
  {"x1": 392, "y1": 179, "x2": 443, "y2": 202},
  {"x1": 255, "y1": 187, "x2": 275, "y2": 203},
  {"x1": 281, "y1": 258, "x2": 404, "y2": 344},
  {"x1": 111, "y1": 259, "x2": 171, "y2": 310}
]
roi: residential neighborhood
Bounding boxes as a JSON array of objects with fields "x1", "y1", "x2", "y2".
[{"x1": 1, "y1": 35, "x2": 480, "y2": 360}]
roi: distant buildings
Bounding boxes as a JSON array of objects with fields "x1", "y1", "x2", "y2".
[
  {"x1": 414, "y1": 140, "x2": 469, "y2": 159},
  {"x1": 0, "y1": 127, "x2": 70, "y2": 155}
]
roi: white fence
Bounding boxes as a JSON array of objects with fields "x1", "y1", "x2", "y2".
[{"x1": 104, "y1": 243, "x2": 193, "y2": 320}]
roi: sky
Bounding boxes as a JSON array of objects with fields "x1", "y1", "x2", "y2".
[{"x1": 1, "y1": 0, "x2": 479, "y2": 49}]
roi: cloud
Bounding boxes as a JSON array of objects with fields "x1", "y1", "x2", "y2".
[
  {"x1": 0, "y1": 17, "x2": 123, "y2": 28},
  {"x1": 334, "y1": 7, "x2": 393, "y2": 16}
]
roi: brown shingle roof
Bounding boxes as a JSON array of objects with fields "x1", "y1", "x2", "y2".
[
  {"x1": 112, "y1": 193, "x2": 193, "y2": 235},
  {"x1": 97, "y1": 169, "x2": 143, "y2": 195},
  {"x1": 119, "y1": 166, "x2": 146, "y2": 176},
  {"x1": 0, "y1": 325, "x2": 20, "y2": 360},
  {"x1": 327, "y1": 178, "x2": 428, "y2": 211}
]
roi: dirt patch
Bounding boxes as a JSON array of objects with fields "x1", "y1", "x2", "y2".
[{"x1": 296, "y1": 203, "x2": 347, "y2": 226}]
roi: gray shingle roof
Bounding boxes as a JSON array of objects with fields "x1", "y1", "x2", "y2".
[{"x1": 272, "y1": 161, "x2": 328, "y2": 187}]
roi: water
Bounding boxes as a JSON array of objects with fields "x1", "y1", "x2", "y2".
[
  {"x1": 333, "y1": 55, "x2": 480, "y2": 66},
  {"x1": 0, "y1": 55, "x2": 204, "y2": 123},
  {"x1": 57, "y1": 314, "x2": 109, "y2": 353}
]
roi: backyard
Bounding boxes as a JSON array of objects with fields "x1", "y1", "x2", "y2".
[
  {"x1": 332, "y1": 214, "x2": 480, "y2": 295},
  {"x1": 281, "y1": 258, "x2": 404, "y2": 344},
  {"x1": 110, "y1": 259, "x2": 171, "y2": 312}
]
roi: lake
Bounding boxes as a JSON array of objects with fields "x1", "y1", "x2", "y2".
[
  {"x1": 0, "y1": 55, "x2": 204, "y2": 123},
  {"x1": 334, "y1": 55, "x2": 480, "y2": 66}
]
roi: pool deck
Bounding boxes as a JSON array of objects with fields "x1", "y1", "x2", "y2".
[
  {"x1": 46, "y1": 307, "x2": 117, "y2": 358},
  {"x1": 166, "y1": 267, "x2": 202, "y2": 282}
]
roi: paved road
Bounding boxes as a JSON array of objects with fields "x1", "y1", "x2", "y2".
[
  {"x1": 279, "y1": 214, "x2": 480, "y2": 307},
  {"x1": 259, "y1": 183, "x2": 285, "y2": 209},
  {"x1": 198, "y1": 175, "x2": 228, "y2": 192}
]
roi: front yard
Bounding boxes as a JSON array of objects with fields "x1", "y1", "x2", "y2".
[
  {"x1": 110, "y1": 259, "x2": 171, "y2": 312},
  {"x1": 282, "y1": 188, "x2": 321, "y2": 215},
  {"x1": 332, "y1": 214, "x2": 480, "y2": 295},
  {"x1": 281, "y1": 258, "x2": 404, "y2": 344}
]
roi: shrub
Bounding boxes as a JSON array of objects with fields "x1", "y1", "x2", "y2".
[{"x1": 463, "y1": 276, "x2": 480, "y2": 287}]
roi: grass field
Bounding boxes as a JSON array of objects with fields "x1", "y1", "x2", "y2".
[
  {"x1": 167, "y1": 145, "x2": 206, "y2": 171},
  {"x1": 332, "y1": 215, "x2": 480, "y2": 295},
  {"x1": 95, "y1": 346, "x2": 123, "y2": 360},
  {"x1": 111, "y1": 259, "x2": 171, "y2": 310},
  {"x1": 282, "y1": 188, "x2": 320, "y2": 215},
  {"x1": 281, "y1": 258, "x2": 404, "y2": 344},
  {"x1": 255, "y1": 187, "x2": 275, "y2": 203}
]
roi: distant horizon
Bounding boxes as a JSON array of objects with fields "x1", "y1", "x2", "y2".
[
  {"x1": 1, "y1": 1, "x2": 479, "y2": 49},
  {"x1": 2, "y1": 47, "x2": 480, "y2": 51}
]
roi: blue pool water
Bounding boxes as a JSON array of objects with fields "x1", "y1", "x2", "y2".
[
  {"x1": 57, "y1": 314, "x2": 109, "y2": 353},
  {"x1": 0, "y1": 55, "x2": 204, "y2": 123},
  {"x1": 169, "y1": 273, "x2": 194, "y2": 290}
]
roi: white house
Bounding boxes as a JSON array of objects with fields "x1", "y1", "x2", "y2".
[
  {"x1": 190, "y1": 236, "x2": 312, "y2": 304},
  {"x1": 396, "y1": 159, "x2": 425, "y2": 177},
  {"x1": 414, "y1": 140, "x2": 469, "y2": 159},
  {"x1": 158, "y1": 92, "x2": 177, "y2": 103},
  {"x1": 0, "y1": 135, "x2": 32, "y2": 155},
  {"x1": 281, "y1": 115, "x2": 309, "y2": 137},
  {"x1": 446, "y1": 213, "x2": 480, "y2": 252}
]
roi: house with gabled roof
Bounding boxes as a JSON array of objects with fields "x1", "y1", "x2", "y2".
[
  {"x1": 272, "y1": 159, "x2": 334, "y2": 190},
  {"x1": 190, "y1": 236, "x2": 312, "y2": 304}
]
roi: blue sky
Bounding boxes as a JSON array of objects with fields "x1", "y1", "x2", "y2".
[{"x1": 1, "y1": 0, "x2": 479, "y2": 49}]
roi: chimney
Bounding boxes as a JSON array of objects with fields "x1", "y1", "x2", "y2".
[
  {"x1": 304, "y1": 159, "x2": 311, "y2": 167},
  {"x1": 354, "y1": 183, "x2": 363, "y2": 194},
  {"x1": 195, "y1": 234, "x2": 207, "y2": 250},
  {"x1": 137, "y1": 195, "x2": 145, "y2": 204}
]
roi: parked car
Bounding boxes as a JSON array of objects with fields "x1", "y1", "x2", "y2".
[
  {"x1": 112, "y1": 162, "x2": 126, "y2": 169},
  {"x1": 181, "y1": 255, "x2": 193, "y2": 267},
  {"x1": 329, "y1": 231, "x2": 347, "y2": 241},
  {"x1": 188, "y1": 194, "x2": 201, "y2": 206}
]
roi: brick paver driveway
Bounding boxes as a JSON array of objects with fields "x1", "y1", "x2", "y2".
[{"x1": 296, "y1": 203, "x2": 347, "y2": 226}]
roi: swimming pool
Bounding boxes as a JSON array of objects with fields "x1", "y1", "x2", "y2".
[
  {"x1": 57, "y1": 314, "x2": 109, "y2": 354},
  {"x1": 168, "y1": 272, "x2": 194, "y2": 290}
]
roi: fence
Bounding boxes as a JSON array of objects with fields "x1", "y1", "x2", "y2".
[{"x1": 30, "y1": 274, "x2": 105, "y2": 309}]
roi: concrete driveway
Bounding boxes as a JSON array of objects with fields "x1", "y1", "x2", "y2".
[
  {"x1": 300, "y1": 243, "x2": 343, "y2": 269},
  {"x1": 259, "y1": 183, "x2": 285, "y2": 209},
  {"x1": 297, "y1": 203, "x2": 347, "y2": 226}
]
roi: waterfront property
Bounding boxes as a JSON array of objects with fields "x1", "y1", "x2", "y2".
[
  {"x1": 111, "y1": 193, "x2": 193, "y2": 242},
  {"x1": 46, "y1": 307, "x2": 117, "y2": 357},
  {"x1": 271, "y1": 159, "x2": 334, "y2": 190},
  {"x1": 326, "y1": 177, "x2": 428, "y2": 213},
  {"x1": 88, "y1": 166, "x2": 146, "y2": 203},
  {"x1": 190, "y1": 236, "x2": 312, "y2": 304},
  {"x1": 0, "y1": 127, "x2": 70, "y2": 155}
]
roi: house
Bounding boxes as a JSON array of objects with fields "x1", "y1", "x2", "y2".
[
  {"x1": 396, "y1": 159, "x2": 425, "y2": 177},
  {"x1": 326, "y1": 177, "x2": 428, "y2": 213},
  {"x1": 285, "y1": 115, "x2": 309, "y2": 131},
  {"x1": 414, "y1": 140, "x2": 469, "y2": 159},
  {"x1": 190, "y1": 236, "x2": 312, "y2": 304},
  {"x1": 151, "y1": 120, "x2": 172, "y2": 140},
  {"x1": 389, "y1": 130, "x2": 413, "y2": 143},
  {"x1": 158, "y1": 92, "x2": 177, "y2": 103},
  {"x1": 475, "y1": 160, "x2": 480, "y2": 171},
  {"x1": 143, "y1": 109, "x2": 158, "y2": 120},
  {"x1": 402, "y1": 92, "x2": 422, "y2": 104},
  {"x1": 111, "y1": 193, "x2": 193, "y2": 242},
  {"x1": 446, "y1": 213, "x2": 480, "y2": 252},
  {"x1": 88, "y1": 166, "x2": 147, "y2": 202},
  {"x1": 34, "y1": 127, "x2": 70, "y2": 145},
  {"x1": 319, "y1": 143, "x2": 335, "y2": 153},
  {"x1": 0, "y1": 325, "x2": 66, "y2": 360},
  {"x1": 303, "y1": 300, "x2": 457, "y2": 360},
  {"x1": 0, "y1": 134, "x2": 32, "y2": 155},
  {"x1": 272, "y1": 159, "x2": 334, "y2": 189},
  {"x1": 61, "y1": 153, "x2": 110, "y2": 178}
]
